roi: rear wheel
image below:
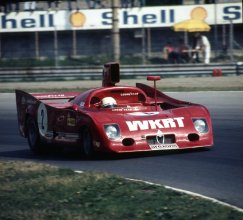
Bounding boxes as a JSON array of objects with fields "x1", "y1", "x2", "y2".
[
  {"x1": 26, "y1": 116, "x2": 43, "y2": 154},
  {"x1": 81, "y1": 127, "x2": 94, "y2": 158}
]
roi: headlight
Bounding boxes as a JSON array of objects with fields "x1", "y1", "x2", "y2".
[
  {"x1": 193, "y1": 119, "x2": 208, "y2": 133},
  {"x1": 104, "y1": 124, "x2": 120, "y2": 140}
]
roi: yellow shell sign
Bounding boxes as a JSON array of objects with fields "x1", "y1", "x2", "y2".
[
  {"x1": 173, "y1": 6, "x2": 211, "y2": 32},
  {"x1": 69, "y1": 12, "x2": 86, "y2": 27},
  {"x1": 190, "y1": 7, "x2": 208, "y2": 20}
]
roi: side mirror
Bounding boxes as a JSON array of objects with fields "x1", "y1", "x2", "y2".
[{"x1": 147, "y1": 76, "x2": 161, "y2": 81}]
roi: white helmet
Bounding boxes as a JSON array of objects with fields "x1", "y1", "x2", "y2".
[{"x1": 101, "y1": 97, "x2": 117, "y2": 108}]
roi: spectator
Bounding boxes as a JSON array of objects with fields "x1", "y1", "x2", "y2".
[
  {"x1": 162, "y1": 41, "x2": 179, "y2": 64},
  {"x1": 194, "y1": 33, "x2": 211, "y2": 64}
]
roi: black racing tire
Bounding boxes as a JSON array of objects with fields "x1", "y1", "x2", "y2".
[
  {"x1": 26, "y1": 116, "x2": 43, "y2": 154},
  {"x1": 81, "y1": 127, "x2": 94, "y2": 158}
]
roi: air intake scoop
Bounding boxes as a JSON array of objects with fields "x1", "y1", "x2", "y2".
[{"x1": 102, "y1": 62, "x2": 120, "y2": 87}]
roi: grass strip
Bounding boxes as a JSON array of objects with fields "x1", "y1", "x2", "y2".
[{"x1": 0, "y1": 161, "x2": 243, "y2": 220}]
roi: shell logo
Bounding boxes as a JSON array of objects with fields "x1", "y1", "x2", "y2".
[
  {"x1": 173, "y1": 6, "x2": 210, "y2": 32},
  {"x1": 69, "y1": 11, "x2": 86, "y2": 27},
  {"x1": 191, "y1": 7, "x2": 208, "y2": 20}
]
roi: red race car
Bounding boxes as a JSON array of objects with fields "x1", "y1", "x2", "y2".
[{"x1": 16, "y1": 62, "x2": 213, "y2": 157}]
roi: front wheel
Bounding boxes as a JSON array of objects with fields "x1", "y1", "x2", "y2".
[
  {"x1": 81, "y1": 127, "x2": 94, "y2": 158},
  {"x1": 26, "y1": 116, "x2": 43, "y2": 154}
]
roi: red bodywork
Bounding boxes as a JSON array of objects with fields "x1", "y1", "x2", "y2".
[{"x1": 16, "y1": 62, "x2": 213, "y2": 154}]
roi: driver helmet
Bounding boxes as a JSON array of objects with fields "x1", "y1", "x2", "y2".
[{"x1": 101, "y1": 97, "x2": 117, "y2": 108}]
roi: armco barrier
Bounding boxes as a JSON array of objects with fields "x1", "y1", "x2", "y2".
[{"x1": 0, "y1": 63, "x2": 242, "y2": 82}]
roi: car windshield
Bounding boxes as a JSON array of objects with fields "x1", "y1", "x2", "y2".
[{"x1": 88, "y1": 87, "x2": 146, "y2": 108}]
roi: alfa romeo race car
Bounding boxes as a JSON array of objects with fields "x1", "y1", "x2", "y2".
[{"x1": 16, "y1": 62, "x2": 213, "y2": 157}]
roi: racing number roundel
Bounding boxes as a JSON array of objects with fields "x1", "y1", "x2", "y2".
[{"x1": 37, "y1": 103, "x2": 48, "y2": 136}]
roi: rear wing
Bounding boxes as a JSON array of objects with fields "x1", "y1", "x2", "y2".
[
  {"x1": 15, "y1": 90, "x2": 40, "y2": 137},
  {"x1": 15, "y1": 90, "x2": 80, "y2": 137}
]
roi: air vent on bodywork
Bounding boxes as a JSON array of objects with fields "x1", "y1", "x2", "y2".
[
  {"x1": 188, "y1": 133, "x2": 200, "y2": 141},
  {"x1": 122, "y1": 138, "x2": 135, "y2": 146}
]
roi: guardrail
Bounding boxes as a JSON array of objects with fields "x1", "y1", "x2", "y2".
[{"x1": 0, "y1": 63, "x2": 242, "y2": 82}]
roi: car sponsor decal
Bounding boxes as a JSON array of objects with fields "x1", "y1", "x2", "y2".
[
  {"x1": 35, "y1": 94, "x2": 65, "y2": 99},
  {"x1": 156, "y1": 130, "x2": 164, "y2": 144},
  {"x1": 126, "y1": 117, "x2": 184, "y2": 131},
  {"x1": 67, "y1": 113, "x2": 76, "y2": 127},
  {"x1": 112, "y1": 107, "x2": 140, "y2": 112},
  {"x1": 149, "y1": 143, "x2": 179, "y2": 150},
  {"x1": 37, "y1": 103, "x2": 48, "y2": 136},
  {"x1": 120, "y1": 92, "x2": 138, "y2": 96},
  {"x1": 128, "y1": 112, "x2": 159, "y2": 116}
]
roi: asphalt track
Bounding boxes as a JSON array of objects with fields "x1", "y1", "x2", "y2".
[{"x1": 0, "y1": 92, "x2": 243, "y2": 208}]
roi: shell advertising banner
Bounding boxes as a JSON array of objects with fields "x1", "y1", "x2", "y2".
[{"x1": 0, "y1": 3, "x2": 242, "y2": 32}]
